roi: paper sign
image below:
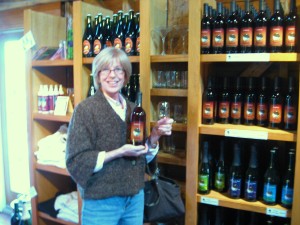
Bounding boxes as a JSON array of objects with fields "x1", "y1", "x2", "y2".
[
  {"x1": 226, "y1": 53, "x2": 270, "y2": 62},
  {"x1": 266, "y1": 207, "x2": 287, "y2": 218},
  {"x1": 225, "y1": 129, "x2": 268, "y2": 140},
  {"x1": 200, "y1": 196, "x2": 219, "y2": 206},
  {"x1": 54, "y1": 96, "x2": 69, "y2": 116},
  {"x1": 20, "y1": 30, "x2": 36, "y2": 51}
]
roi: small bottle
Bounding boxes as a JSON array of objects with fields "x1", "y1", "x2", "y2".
[
  {"x1": 263, "y1": 147, "x2": 280, "y2": 205},
  {"x1": 281, "y1": 148, "x2": 295, "y2": 208},
  {"x1": 228, "y1": 142, "x2": 243, "y2": 198},
  {"x1": 82, "y1": 14, "x2": 94, "y2": 57},
  {"x1": 244, "y1": 143, "x2": 259, "y2": 201},
  {"x1": 284, "y1": 0, "x2": 297, "y2": 52},
  {"x1": 244, "y1": 77, "x2": 256, "y2": 125},
  {"x1": 256, "y1": 76, "x2": 269, "y2": 127},
  {"x1": 201, "y1": 3, "x2": 212, "y2": 54},
  {"x1": 48, "y1": 84, "x2": 54, "y2": 114},
  {"x1": 87, "y1": 74, "x2": 96, "y2": 97},
  {"x1": 230, "y1": 77, "x2": 243, "y2": 124},
  {"x1": 130, "y1": 92, "x2": 146, "y2": 145},
  {"x1": 214, "y1": 139, "x2": 226, "y2": 192},
  {"x1": 269, "y1": 77, "x2": 283, "y2": 129},
  {"x1": 198, "y1": 141, "x2": 211, "y2": 194},
  {"x1": 202, "y1": 75, "x2": 216, "y2": 124},
  {"x1": 253, "y1": 0, "x2": 268, "y2": 53},
  {"x1": 269, "y1": 0, "x2": 284, "y2": 52},
  {"x1": 239, "y1": 0, "x2": 254, "y2": 53},
  {"x1": 225, "y1": 0, "x2": 240, "y2": 53},
  {"x1": 37, "y1": 84, "x2": 43, "y2": 113},
  {"x1": 212, "y1": 2, "x2": 226, "y2": 54},
  {"x1": 11, "y1": 202, "x2": 21, "y2": 225},
  {"x1": 135, "y1": 12, "x2": 140, "y2": 55},
  {"x1": 218, "y1": 76, "x2": 230, "y2": 124},
  {"x1": 284, "y1": 76, "x2": 298, "y2": 130}
]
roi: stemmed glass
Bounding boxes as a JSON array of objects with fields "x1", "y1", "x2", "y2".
[
  {"x1": 151, "y1": 26, "x2": 173, "y2": 55},
  {"x1": 174, "y1": 25, "x2": 188, "y2": 54}
]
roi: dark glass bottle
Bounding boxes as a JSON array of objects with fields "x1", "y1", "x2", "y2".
[
  {"x1": 113, "y1": 10, "x2": 125, "y2": 50},
  {"x1": 244, "y1": 143, "x2": 259, "y2": 201},
  {"x1": 269, "y1": 0, "x2": 284, "y2": 52},
  {"x1": 125, "y1": 9, "x2": 136, "y2": 56},
  {"x1": 269, "y1": 76, "x2": 283, "y2": 129},
  {"x1": 284, "y1": 0, "x2": 297, "y2": 52},
  {"x1": 198, "y1": 141, "x2": 211, "y2": 194},
  {"x1": 212, "y1": 2, "x2": 226, "y2": 54},
  {"x1": 214, "y1": 139, "x2": 226, "y2": 192},
  {"x1": 281, "y1": 149, "x2": 295, "y2": 208},
  {"x1": 93, "y1": 13, "x2": 104, "y2": 56},
  {"x1": 228, "y1": 142, "x2": 243, "y2": 198},
  {"x1": 213, "y1": 207, "x2": 224, "y2": 225},
  {"x1": 225, "y1": 0, "x2": 240, "y2": 53},
  {"x1": 82, "y1": 14, "x2": 94, "y2": 57},
  {"x1": 87, "y1": 73, "x2": 96, "y2": 97},
  {"x1": 253, "y1": 0, "x2": 268, "y2": 52},
  {"x1": 198, "y1": 204, "x2": 210, "y2": 225},
  {"x1": 202, "y1": 75, "x2": 216, "y2": 124},
  {"x1": 103, "y1": 16, "x2": 113, "y2": 48},
  {"x1": 240, "y1": 0, "x2": 254, "y2": 53},
  {"x1": 243, "y1": 77, "x2": 256, "y2": 125},
  {"x1": 231, "y1": 76, "x2": 243, "y2": 124},
  {"x1": 284, "y1": 76, "x2": 298, "y2": 130},
  {"x1": 130, "y1": 92, "x2": 146, "y2": 145},
  {"x1": 256, "y1": 76, "x2": 269, "y2": 127},
  {"x1": 201, "y1": 3, "x2": 212, "y2": 54},
  {"x1": 18, "y1": 203, "x2": 31, "y2": 225},
  {"x1": 218, "y1": 76, "x2": 230, "y2": 124},
  {"x1": 263, "y1": 147, "x2": 280, "y2": 205},
  {"x1": 135, "y1": 12, "x2": 140, "y2": 55},
  {"x1": 11, "y1": 203, "x2": 21, "y2": 225}
]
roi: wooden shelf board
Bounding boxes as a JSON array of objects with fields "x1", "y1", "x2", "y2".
[
  {"x1": 32, "y1": 60, "x2": 73, "y2": 67},
  {"x1": 201, "y1": 53, "x2": 300, "y2": 62},
  {"x1": 197, "y1": 191, "x2": 291, "y2": 218},
  {"x1": 36, "y1": 163, "x2": 70, "y2": 176},
  {"x1": 151, "y1": 54, "x2": 188, "y2": 62},
  {"x1": 151, "y1": 88, "x2": 188, "y2": 97},
  {"x1": 83, "y1": 56, "x2": 140, "y2": 64},
  {"x1": 151, "y1": 121, "x2": 187, "y2": 132},
  {"x1": 33, "y1": 112, "x2": 72, "y2": 122},
  {"x1": 157, "y1": 151, "x2": 186, "y2": 166},
  {"x1": 199, "y1": 123, "x2": 296, "y2": 142},
  {"x1": 38, "y1": 211, "x2": 78, "y2": 225}
]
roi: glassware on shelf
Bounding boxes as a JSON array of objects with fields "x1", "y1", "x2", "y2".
[
  {"x1": 151, "y1": 26, "x2": 173, "y2": 55},
  {"x1": 174, "y1": 24, "x2": 188, "y2": 54}
]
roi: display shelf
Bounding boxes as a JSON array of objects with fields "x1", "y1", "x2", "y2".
[
  {"x1": 199, "y1": 124, "x2": 296, "y2": 142},
  {"x1": 36, "y1": 164, "x2": 70, "y2": 176},
  {"x1": 157, "y1": 151, "x2": 186, "y2": 166},
  {"x1": 150, "y1": 121, "x2": 187, "y2": 132},
  {"x1": 150, "y1": 54, "x2": 188, "y2": 62},
  {"x1": 38, "y1": 212, "x2": 78, "y2": 225},
  {"x1": 82, "y1": 56, "x2": 140, "y2": 65},
  {"x1": 197, "y1": 191, "x2": 291, "y2": 218},
  {"x1": 151, "y1": 88, "x2": 188, "y2": 97},
  {"x1": 33, "y1": 112, "x2": 72, "y2": 123},
  {"x1": 32, "y1": 60, "x2": 73, "y2": 67}
]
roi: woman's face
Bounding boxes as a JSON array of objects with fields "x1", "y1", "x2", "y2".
[{"x1": 98, "y1": 58, "x2": 125, "y2": 100}]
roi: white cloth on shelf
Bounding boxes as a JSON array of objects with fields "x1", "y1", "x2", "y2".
[{"x1": 54, "y1": 191, "x2": 79, "y2": 223}]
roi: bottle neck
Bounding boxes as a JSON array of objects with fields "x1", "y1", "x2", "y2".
[
  {"x1": 249, "y1": 145, "x2": 258, "y2": 168},
  {"x1": 288, "y1": 150, "x2": 295, "y2": 171},
  {"x1": 232, "y1": 143, "x2": 241, "y2": 166},
  {"x1": 202, "y1": 142, "x2": 209, "y2": 163},
  {"x1": 269, "y1": 149, "x2": 277, "y2": 168}
]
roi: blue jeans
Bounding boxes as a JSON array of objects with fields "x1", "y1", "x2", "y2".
[{"x1": 82, "y1": 189, "x2": 144, "y2": 225}]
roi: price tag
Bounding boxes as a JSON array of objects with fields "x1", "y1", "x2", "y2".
[
  {"x1": 266, "y1": 208, "x2": 287, "y2": 218},
  {"x1": 200, "y1": 196, "x2": 219, "y2": 206},
  {"x1": 225, "y1": 129, "x2": 268, "y2": 140},
  {"x1": 226, "y1": 53, "x2": 270, "y2": 62}
]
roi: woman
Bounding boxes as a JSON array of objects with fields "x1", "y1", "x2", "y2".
[{"x1": 66, "y1": 47, "x2": 173, "y2": 225}]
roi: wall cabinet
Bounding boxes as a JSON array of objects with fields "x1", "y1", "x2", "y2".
[{"x1": 26, "y1": 0, "x2": 300, "y2": 225}]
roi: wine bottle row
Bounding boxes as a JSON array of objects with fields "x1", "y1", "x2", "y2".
[
  {"x1": 201, "y1": 0, "x2": 297, "y2": 54},
  {"x1": 198, "y1": 204, "x2": 291, "y2": 225},
  {"x1": 202, "y1": 75, "x2": 298, "y2": 131},
  {"x1": 82, "y1": 9, "x2": 140, "y2": 57},
  {"x1": 198, "y1": 138, "x2": 295, "y2": 209}
]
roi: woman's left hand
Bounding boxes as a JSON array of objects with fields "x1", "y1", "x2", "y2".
[{"x1": 149, "y1": 117, "x2": 174, "y2": 144}]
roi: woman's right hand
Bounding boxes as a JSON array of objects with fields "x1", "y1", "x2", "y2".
[{"x1": 119, "y1": 144, "x2": 148, "y2": 157}]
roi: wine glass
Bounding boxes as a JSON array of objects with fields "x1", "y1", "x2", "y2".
[
  {"x1": 174, "y1": 25, "x2": 188, "y2": 54},
  {"x1": 151, "y1": 26, "x2": 173, "y2": 55}
]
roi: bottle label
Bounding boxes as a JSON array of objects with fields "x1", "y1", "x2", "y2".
[
  {"x1": 218, "y1": 102, "x2": 230, "y2": 119},
  {"x1": 244, "y1": 102, "x2": 255, "y2": 120},
  {"x1": 106, "y1": 40, "x2": 113, "y2": 48},
  {"x1": 240, "y1": 27, "x2": 253, "y2": 47},
  {"x1": 226, "y1": 28, "x2": 239, "y2": 47},
  {"x1": 202, "y1": 101, "x2": 214, "y2": 119},
  {"x1": 83, "y1": 40, "x2": 91, "y2": 55},
  {"x1": 130, "y1": 122, "x2": 145, "y2": 144},
  {"x1": 245, "y1": 180, "x2": 257, "y2": 200},
  {"x1": 48, "y1": 95, "x2": 54, "y2": 112},
  {"x1": 199, "y1": 174, "x2": 209, "y2": 191},
  {"x1": 231, "y1": 102, "x2": 242, "y2": 119},
  {"x1": 214, "y1": 172, "x2": 225, "y2": 190},
  {"x1": 269, "y1": 104, "x2": 282, "y2": 123},
  {"x1": 212, "y1": 28, "x2": 225, "y2": 47},
  {"x1": 125, "y1": 37, "x2": 133, "y2": 53},
  {"x1": 201, "y1": 29, "x2": 211, "y2": 47},
  {"x1": 269, "y1": 26, "x2": 283, "y2": 47},
  {"x1": 136, "y1": 37, "x2": 140, "y2": 53},
  {"x1": 285, "y1": 26, "x2": 296, "y2": 46},
  {"x1": 113, "y1": 38, "x2": 123, "y2": 49},
  {"x1": 93, "y1": 39, "x2": 101, "y2": 55},
  {"x1": 254, "y1": 26, "x2": 267, "y2": 47},
  {"x1": 284, "y1": 105, "x2": 296, "y2": 124},
  {"x1": 256, "y1": 103, "x2": 268, "y2": 121},
  {"x1": 263, "y1": 183, "x2": 277, "y2": 203},
  {"x1": 229, "y1": 178, "x2": 241, "y2": 197},
  {"x1": 281, "y1": 186, "x2": 293, "y2": 205}
]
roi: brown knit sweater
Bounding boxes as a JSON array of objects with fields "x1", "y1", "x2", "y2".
[{"x1": 66, "y1": 90, "x2": 145, "y2": 199}]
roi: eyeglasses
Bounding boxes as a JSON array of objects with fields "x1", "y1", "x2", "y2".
[{"x1": 100, "y1": 68, "x2": 125, "y2": 76}]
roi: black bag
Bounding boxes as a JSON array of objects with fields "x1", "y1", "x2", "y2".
[{"x1": 144, "y1": 172, "x2": 185, "y2": 223}]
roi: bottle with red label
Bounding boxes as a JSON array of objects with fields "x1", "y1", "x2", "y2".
[
  {"x1": 284, "y1": 76, "x2": 298, "y2": 130},
  {"x1": 135, "y1": 12, "x2": 140, "y2": 55},
  {"x1": 113, "y1": 10, "x2": 125, "y2": 50},
  {"x1": 269, "y1": 0, "x2": 284, "y2": 52},
  {"x1": 269, "y1": 76, "x2": 283, "y2": 129},
  {"x1": 201, "y1": 3, "x2": 212, "y2": 54},
  {"x1": 82, "y1": 14, "x2": 94, "y2": 57},
  {"x1": 244, "y1": 77, "x2": 256, "y2": 125},
  {"x1": 256, "y1": 76, "x2": 269, "y2": 127},
  {"x1": 218, "y1": 76, "x2": 230, "y2": 124},
  {"x1": 239, "y1": 0, "x2": 254, "y2": 53},
  {"x1": 93, "y1": 13, "x2": 104, "y2": 56},
  {"x1": 226, "y1": 0, "x2": 240, "y2": 53},
  {"x1": 212, "y1": 2, "x2": 226, "y2": 54},
  {"x1": 253, "y1": 0, "x2": 268, "y2": 53},
  {"x1": 202, "y1": 75, "x2": 216, "y2": 124},
  {"x1": 103, "y1": 16, "x2": 113, "y2": 48},
  {"x1": 284, "y1": 0, "x2": 297, "y2": 52},
  {"x1": 125, "y1": 9, "x2": 136, "y2": 56}
]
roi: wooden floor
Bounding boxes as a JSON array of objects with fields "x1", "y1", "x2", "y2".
[{"x1": 0, "y1": 212, "x2": 10, "y2": 225}]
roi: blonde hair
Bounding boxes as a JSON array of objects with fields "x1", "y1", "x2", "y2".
[{"x1": 92, "y1": 47, "x2": 132, "y2": 90}]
